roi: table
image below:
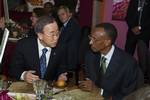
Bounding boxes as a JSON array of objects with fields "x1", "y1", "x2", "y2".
[{"x1": 8, "y1": 81, "x2": 103, "y2": 100}]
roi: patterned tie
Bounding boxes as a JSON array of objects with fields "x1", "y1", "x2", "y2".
[
  {"x1": 40, "y1": 48, "x2": 48, "y2": 79},
  {"x1": 100, "y1": 56, "x2": 107, "y2": 74},
  {"x1": 95, "y1": 56, "x2": 107, "y2": 92}
]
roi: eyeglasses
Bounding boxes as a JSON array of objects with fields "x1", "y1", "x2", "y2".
[
  {"x1": 44, "y1": 31, "x2": 60, "y2": 37},
  {"x1": 88, "y1": 35, "x2": 100, "y2": 42}
]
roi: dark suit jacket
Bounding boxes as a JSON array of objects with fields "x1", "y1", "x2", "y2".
[
  {"x1": 85, "y1": 46, "x2": 138, "y2": 100},
  {"x1": 9, "y1": 37, "x2": 67, "y2": 81},
  {"x1": 126, "y1": 0, "x2": 150, "y2": 39},
  {"x1": 57, "y1": 16, "x2": 81, "y2": 70}
]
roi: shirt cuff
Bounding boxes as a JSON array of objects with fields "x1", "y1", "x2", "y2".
[{"x1": 20, "y1": 71, "x2": 27, "y2": 80}]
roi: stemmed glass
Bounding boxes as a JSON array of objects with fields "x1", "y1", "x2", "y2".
[
  {"x1": 0, "y1": 80, "x2": 11, "y2": 91},
  {"x1": 33, "y1": 79, "x2": 47, "y2": 100},
  {"x1": 44, "y1": 84, "x2": 53, "y2": 99}
]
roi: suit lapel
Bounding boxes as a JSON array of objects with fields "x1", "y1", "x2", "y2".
[
  {"x1": 104, "y1": 47, "x2": 120, "y2": 79},
  {"x1": 45, "y1": 48, "x2": 57, "y2": 74}
]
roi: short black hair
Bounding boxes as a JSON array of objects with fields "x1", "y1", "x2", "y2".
[
  {"x1": 57, "y1": 5, "x2": 71, "y2": 13},
  {"x1": 33, "y1": 7, "x2": 45, "y2": 18},
  {"x1": 95, "y1": 23, "x2": 118, "y2": 44},
  {"x1": 34, "y1": 16, "x2": 56, "y2": 34}
]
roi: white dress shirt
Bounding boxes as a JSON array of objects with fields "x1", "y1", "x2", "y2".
[{"x1": 100, "y1": 45, "x2": 115, "y2": 95}]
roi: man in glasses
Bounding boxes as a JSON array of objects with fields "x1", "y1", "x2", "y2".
[
  {"x1": 79, "y1": 23, "x2": 143, "y2": 100},
  {"x1": 9, "y1": 16, "x2": 67, "y2": 83}
]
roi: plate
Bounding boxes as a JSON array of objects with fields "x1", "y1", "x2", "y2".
[
  {"x1": 53, "y1": 87, "x2": 65, "y2": 94},
  {"x1": 7, "y1": 92, "x2": 36, "y2": 100},
  {"x1": 8, "y1": 38, "x2": 20, "y2": 41}
]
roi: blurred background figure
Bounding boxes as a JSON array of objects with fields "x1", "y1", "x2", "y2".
[
  {"x1": 43, "y1": 2, "x2": 54, "y2": 16},
  {"x1": 57, "y1": 5, "x2": 81, "y2": 72},
  {"x1": 27, "y1": 7, "x2": 45, "y2": 37},
  {"x1": 125, "y1": 0, "x2": 150, "y2": 55},
  {"x1": 125, "y1": 0, "x2": 150, "y2": 85}
]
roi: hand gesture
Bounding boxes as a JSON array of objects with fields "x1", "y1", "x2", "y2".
[{"x1": 24, "y1": 70, "x2": 40, "y2": 83}]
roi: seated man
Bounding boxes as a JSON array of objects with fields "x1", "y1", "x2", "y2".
[
  {"x1": 9, "y1": 16, "x2": 67, "y2": 83},
  {"x1": 79, "y1": 23, "x2": 141, "y2": 100}
]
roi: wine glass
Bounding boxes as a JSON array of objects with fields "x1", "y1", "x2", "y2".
[{"x1": 33, "y1": 79, "x2": 47, "y2": 100}]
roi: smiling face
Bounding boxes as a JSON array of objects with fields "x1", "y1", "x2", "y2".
[
  {"x1": 37, "y1": 21, "x2": 59, "y2": 47},
  {"x1": 57, "y1": 7, "x2": 71, "y2": 23},
  {"x1": 89, "y1": 27, "x2": 112, "y2": 54}
]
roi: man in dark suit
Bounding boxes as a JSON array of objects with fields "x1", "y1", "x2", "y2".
[
  {"x1": 57, "y1": 5, "x2": 81, "y2": 71},
  {"x1": 9, "y1": 16, "x2": 67, "y2": 83},
  {"x1": 79, "y1": 23, "x2": 141, "y2": 100},
  {"x1": 125, "y1": 0, "x2": 150, "y2": 55}
]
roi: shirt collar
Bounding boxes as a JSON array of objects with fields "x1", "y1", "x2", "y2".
[{"x1": 101, "y1": 45, "x2": 115, "y2": 62}]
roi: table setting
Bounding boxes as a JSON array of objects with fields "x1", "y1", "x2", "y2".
[{"x1": 0, "y1": 79, "x2": 103, "y2": 100}]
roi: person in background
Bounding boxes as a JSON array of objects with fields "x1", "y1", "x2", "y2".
[
  {"x1": 27, "y1": 7, "x2": 45, "y2": 37},
  {"x1": 57, "y1": 5, "x2": 81, "y2": 71},
  {"x1": 79, "y1": 23, "x2": 142, "y2": 100},
  {"x1": 125, "y1": 0, "x2": 150, "y2": 55},
  {"x1": 43, "y1": 1, "x2": 59, "y2": 26},
  {"x1": 9, "y1": 16, "x2": 67, "y2": 83},
  {"x1": 43, "y1": 2, "x2": 54, "y2": 16}
]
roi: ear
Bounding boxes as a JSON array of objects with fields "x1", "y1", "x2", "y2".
[
  {"x1": 106, "y1": 39, "x2": 111, "y2": 46},
  {"x1": 37, "y1": 32, "x2": 43, "y2": 40}
]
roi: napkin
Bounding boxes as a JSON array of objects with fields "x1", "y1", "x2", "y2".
[{"x1": 0, "y1": 90, "x2": 12, "y2": 100}]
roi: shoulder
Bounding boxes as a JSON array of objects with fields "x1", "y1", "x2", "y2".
[
  {"x1": 17, "y1": 37, "x2": 36, "y2": 44},
  {"x1": 16, "y1": 37, "x2": 37, "y2": 48},
  {"x1": 68, "y1": 17, "x2": 80, "y2": 28},
  {"x1": 114, "y1": 47, "x2": 137, "y2": 66}
]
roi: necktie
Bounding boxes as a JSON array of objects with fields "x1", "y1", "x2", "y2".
[
  {"x1": 40, "y1": 48, "x2": 48, "y2": 79},
  {"x1": 100, "y1": 56, "x2": 107, "y2": 74},
  {"x1": 95, "y1": 56, "x2": 107, "y2": 93}
]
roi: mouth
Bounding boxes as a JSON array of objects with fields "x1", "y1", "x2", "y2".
[{"x1": 51, "y1": 42, "x2": 57, "y2": 47}]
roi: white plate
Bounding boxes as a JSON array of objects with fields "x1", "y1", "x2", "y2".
[
  {"x1": 53, "y1": 87, "x2": 65, "y2": 94},
  {"x1": 8, "y1": 38, "x2": 20, "y2": 41}
]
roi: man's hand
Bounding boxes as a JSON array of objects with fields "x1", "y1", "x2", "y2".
[
  {"x1": 79, "y1": 80, "x2": 100, "y2": 94},
  {"x1": 24, "y1": 70, "x2": 40, "y2": 83},
  {"x1": 131, "y1": 26, "x2": 141, "y2": 35},
  {"x1": 78, "y1": 80, "x2": 94, "y2": 91},
  {"x1": 58, "y1": 72, "x2": 68, "y2": 81}
]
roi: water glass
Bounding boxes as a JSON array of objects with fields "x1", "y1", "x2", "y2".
[
  {"x1": 44, "y1": 86, "x2": 53, "y2": 99},
  {"x1": 0, "y1": 80, "x2": 10, "y2": 91},
  {"x1": 33, "y1": 79, "x2": 47, "y2": 100}
]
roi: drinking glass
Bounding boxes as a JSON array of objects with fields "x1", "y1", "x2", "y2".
[
  {"x1": 0, "y1": 80, "x2": 10, "y2": 91},
  {"x1": 0, "y1": 80, "x2": 3, "y2": 91},
  {"x1": 33, "y1": 79, "x2": 47, "y2": 100},
  {"x1": 44, "y1": 85, "x2": 53, "y2": 99}
]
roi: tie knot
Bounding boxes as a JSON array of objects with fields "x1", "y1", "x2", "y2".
[
  {"x1": 42, "y1": 48, "x2": 48, "y2": 54},
  {"x1": 101, "y1": 56, "x2": 106, "y2": 62}
]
